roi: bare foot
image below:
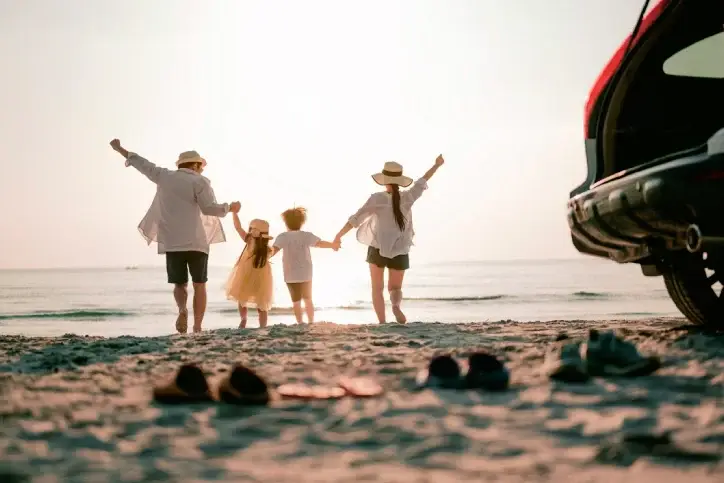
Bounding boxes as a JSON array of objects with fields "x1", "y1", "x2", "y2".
[
  {"x1": 392, "y1": 306, "x2": 407, "y2": 324},
  {"x1": 239, "y1": 319, "x2": 247, "y2": 329},
  {"x1": 175, "y1": 309, "x2": 188, "y2": 334},
  {"x1": 192, "y1": 323, "x2": 202, "y2": 333}
]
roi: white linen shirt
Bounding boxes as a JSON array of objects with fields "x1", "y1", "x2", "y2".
[
  {"x1": 348, "y1": 178, "x2": 428, "y2": 259},
  {"x1": 126, "y1": 153, "x2": 230, "y2": 254}
]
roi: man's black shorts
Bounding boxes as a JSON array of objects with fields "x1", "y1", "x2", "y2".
[
  {"x1": 366, "y1": 246, "x2": 410, "y2": 271},
  {"x1": 165, "y1": 251, "x2": 209, "y2": 284}
]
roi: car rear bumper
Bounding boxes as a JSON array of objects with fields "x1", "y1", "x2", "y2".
[{"x1": 567, "y1": 151, "x2": 724, "y2": 263}]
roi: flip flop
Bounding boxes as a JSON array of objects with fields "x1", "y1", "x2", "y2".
[
  {"x1": 277, "y1": 383, "x2": 346, "y2": 400},
  {"x1": 415, "y1": 354, "x2": 464, "y2": 389},
  {"x1": 337, "y1": 376, "x2": 384, "y2": 397},
  {"x1": 217, "y1": 364, "x2": 271, "y2": 406},
  {"x1": 463, "y1": 352, "x2": 510, "y2": 391},
  {"x1": 152, "y1": 364, "x2": 213, "y2": 404}
]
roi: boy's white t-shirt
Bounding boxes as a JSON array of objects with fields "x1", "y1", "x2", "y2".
[{"x1": 273, "y1": 230, "x2": 321, "y2": 283}]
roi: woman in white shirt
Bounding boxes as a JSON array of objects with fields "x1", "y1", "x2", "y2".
[{"x1": 334, "y1": 155, "x2": 445, "y2": 324}]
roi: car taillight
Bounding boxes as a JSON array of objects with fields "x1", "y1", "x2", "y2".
[{"x1": 695, "y1": 171, "x2": 724, "y2": 181}]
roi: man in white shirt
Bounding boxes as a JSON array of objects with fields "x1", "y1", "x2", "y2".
[{"x1": 110, "y1": 139, "x2": 240, "y2": 334}]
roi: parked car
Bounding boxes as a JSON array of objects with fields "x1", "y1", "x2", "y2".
[{"x1": 567, "y1": 0, "x2": 724, "y2": 327}]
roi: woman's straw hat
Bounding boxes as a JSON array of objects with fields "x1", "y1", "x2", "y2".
[
  {"x1": 249, "y1": 219, "x2": 273, "y2": 239},
  {"x1": 372, "y1": 161, "x2": 413, "y2": 187},
  {"x1": 176, "y1": 150, "x2": 207, "y2": 168}
]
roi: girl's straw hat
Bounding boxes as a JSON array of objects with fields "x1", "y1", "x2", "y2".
[
  {"x1": 372, "y1": 161, "x2": 413, "y2": 187},
  {"x1": 249, "y1": 219, "x2": 273, "y2": 239}
]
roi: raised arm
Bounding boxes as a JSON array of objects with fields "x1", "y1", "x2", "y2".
[
  {"x1": 334, "y1": 195, "x2": 376, "y2": 243},
  {"x1": 110, "y1": 138, "x2": 167, "y2": 184},
  {"x1": 407, "y1": 154, "x2": 445, "y2": 203},
  {"x1": 232, "y1": 212, "x2": 247, "y2": 240},
  {"x1": 422, "y1": 154, "x2": 445, "y2": 182}
]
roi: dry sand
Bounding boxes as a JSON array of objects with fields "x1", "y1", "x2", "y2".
[{"x1": 0, "y1": 318, "x2": 722, "y2": 482}]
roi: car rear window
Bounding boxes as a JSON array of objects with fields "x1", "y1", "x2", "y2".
[{"x1": 663, "y1": 31, "x2": 724, "y2": 78}]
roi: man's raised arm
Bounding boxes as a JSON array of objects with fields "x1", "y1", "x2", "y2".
[{"x1": 109, "y1": 138, "x2": 167, "y2": 184}]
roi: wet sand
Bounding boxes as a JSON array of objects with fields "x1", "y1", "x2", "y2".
[{"x1": 0, "y1": 318, "x2": 722, "y2": 482}]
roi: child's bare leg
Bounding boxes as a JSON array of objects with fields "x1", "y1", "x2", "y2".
[
  {"x1": 258, "y1": 310, "x2": 268, "y2": 328},
  {"x1": 238, "y1": 304, "x2": 248, "y2": 328},
  {"x1": 303, "y1": 297, "x2": 314, "y2": 324},
  {"x1": 292, "y1": 302, "x2": 304, "y2": 324}
]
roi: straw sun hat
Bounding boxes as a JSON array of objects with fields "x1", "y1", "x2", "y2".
[
  {"x1": 371, "y1": 161, "x2": 413, "y2": 188},
  {"x1": 249, "y1": 219, "x2": 273, "y2": 239},
  {"x1": 176, "y1": 150, "x2": 207, "y2": 168}
]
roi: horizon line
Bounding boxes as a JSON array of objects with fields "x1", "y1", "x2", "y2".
[{"x1": 0, "y1": 256, "x2": 593, "y2": 271}]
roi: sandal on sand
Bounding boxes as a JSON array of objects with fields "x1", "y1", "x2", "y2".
[
  {"x1": 337, "y1": 376, "x2": 384, "y2": 397},
  {"x1": 463, "y1": 352, "x2": 510, "y2": 391},
  {"x1": 544, "y1": 341, "x2": 590, "y2": 383},
  {"x1": 175, "y1": 309, "x2": 188, "y2": 334},
  {"x1": 153, "y1": 364, "x2": 213, "y2": 404},
  {"x1": 585, "y1": 330, "x2": 661, "y2": 378},
  {"x1": 416, "y1": 354, "x2": 464, "y2": 389},
  {"x1": 217, "y1": 364, "x2": 271, "y2": 406},
  {"x1": 277, "y1": 383, "x2": 346, "y2": 400}
]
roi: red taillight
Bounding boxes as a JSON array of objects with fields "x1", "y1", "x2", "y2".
[
  {"x1": 584, "y1": 0, "x2": 672, "y2": 138},
  {"x1": 696, "y1": 171, "x2": 724, "y2": 181}
]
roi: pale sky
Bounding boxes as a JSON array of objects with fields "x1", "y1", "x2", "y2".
[{"x1": 0, "y1": 0, "x2": 649, "y2": 269}]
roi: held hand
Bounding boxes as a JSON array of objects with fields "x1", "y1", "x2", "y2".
[
  {"x1": 110, "y1": 139, "x2": 122, "y2": 151},
  {"x1": 229, "y1": 201, "x2": 241, "y2": 214},
  {"x1": 435, "y1": 154, "x2": 445, "y2": 167},
  {"x1": 332, "y1": 239, "x2": 341, "y2": 251}
]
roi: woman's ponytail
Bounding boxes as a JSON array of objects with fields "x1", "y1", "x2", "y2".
[{"x1": 391, "y1": 184, "x2": 406, "y2": 231}]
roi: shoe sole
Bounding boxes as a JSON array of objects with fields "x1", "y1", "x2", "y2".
[
  {"x1": 588, "y1": 357, "x2": 661, "y2": 377},
  {"x1": 549, "y1": 363, "x2": 590, "y2": 383}
]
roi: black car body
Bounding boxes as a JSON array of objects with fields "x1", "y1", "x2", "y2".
[{"x1": 567, "y1": 0, "x2": 724, "y2": 326}]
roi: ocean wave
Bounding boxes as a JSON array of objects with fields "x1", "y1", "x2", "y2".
[
  {"x1": 0, "y1": 309, "x2": 134, "y2": 320},
  {"x1": 407, "y1": 295, "x2": 508, "y2": 302},
  {"x1": 216, "y1": 305, "x2": 367, "y2": 315},
  {"x1": 571, "y1": 291, "x2": 610, "y2": 299}
]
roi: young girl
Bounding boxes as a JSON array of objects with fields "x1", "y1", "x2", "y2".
[
  {"x1": 334, "y1": 155, "x2": 445, "y2": 324},
  {"x1": 271, "y1": 207, "x2": 339, "y2": 324},
  {"x1": 225, "y1": 213, "x2": 274, "y2": 328}
]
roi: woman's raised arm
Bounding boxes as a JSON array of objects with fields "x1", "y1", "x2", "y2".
[{"x1": 422, "y1": 154, "x2": 444, "y2": 182}]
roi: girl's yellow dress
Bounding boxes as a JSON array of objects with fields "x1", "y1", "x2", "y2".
[{"x1": 225, "y1": 240, "x2": 273, "y2": 311}]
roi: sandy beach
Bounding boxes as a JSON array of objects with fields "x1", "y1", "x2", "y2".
[{"x1": 1, "y1": 318, "x2": 722, "y2": 482}]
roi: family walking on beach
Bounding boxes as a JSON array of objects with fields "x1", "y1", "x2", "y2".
[{"x1": 109, "y1": 139, "x2": 445, "y2": 333}]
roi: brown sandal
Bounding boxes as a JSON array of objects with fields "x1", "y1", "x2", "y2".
[
  {"x1": 217, "y1": 364, "x2": 271, "y2": 406},
  {"x1": 152, "y1": 364, "x2": 213, "y2": 404}
]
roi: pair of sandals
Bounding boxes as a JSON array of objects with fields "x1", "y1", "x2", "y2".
[
  {"x1": 416, "y1": 352, "x2": 510, "y2": 391},
  {"x1": 153, "y1": 363, "x2": 384, "y2": 405}
]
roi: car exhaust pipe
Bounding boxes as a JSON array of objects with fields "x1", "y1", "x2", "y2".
[{"x1": 685, "y1": 224, "x2": 724, "y2": 253}]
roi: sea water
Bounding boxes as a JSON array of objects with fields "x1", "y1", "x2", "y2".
[{"x1": 0, "y1": 258, "x2": 680, "y2": 337}]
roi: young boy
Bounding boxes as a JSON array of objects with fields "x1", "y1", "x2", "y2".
[{"x1": 271, "y1": 207, "x2": 339, "y2": 324}]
